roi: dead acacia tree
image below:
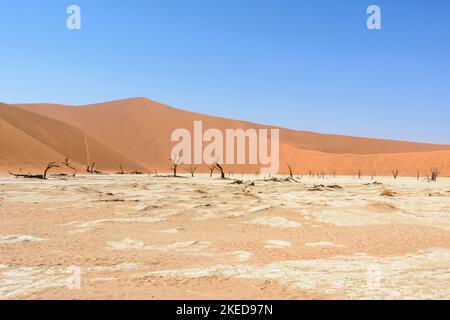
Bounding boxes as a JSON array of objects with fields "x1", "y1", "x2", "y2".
[
  {"x1": 356, "y1": 169, "x2": 363, "y2": 179},
  {"x1": 9, "y1": 162, "x2": 59, "y2": 180},
  {"x1": 286, "y1": 164, "x2": 294, "y2": 178},
  {"x1": 170, "y1": 153, "x2": 182, "y2": 177},
  {"x1": 391, "y1": 169, "x2": 400, "y2": 179},
  {"x1": 86, "y1": 162, "x2": 96, "y2": 174},
  {"x1": 430, "y1": 168, "x2": 440, "y2": 181},
  {"x1": 42, "y1": 162, "x2": 59, "y2": 179},
  {"x1": 416, "y1": 169, "x2": 420, "y2": 180},
  {"x1": 118, "y1": 165, "x2": 125, "y2": 175},
  {"x1": 208, "y1": 165, "x2": 216, "y2": 178},
  {"x1": 62, "y1": 157, "x2": 76, "y2": 177},
  {"x1": 184, "y1": 165, "x2": 198, "y2": 177},
  {"x1": 215, "y1": 161, "x2": 225, "y2": 179}
]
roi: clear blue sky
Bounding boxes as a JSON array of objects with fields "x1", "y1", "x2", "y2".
[{"x1": 1, "y1": 0, "x2": 449, "y2": 143}]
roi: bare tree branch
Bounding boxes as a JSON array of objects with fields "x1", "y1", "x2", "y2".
[
  {"x1": 9, "y1": 162, "x2": 59, "y2": 180},
  {"x1": 184, "y1": 165, "x2": 198, "y2": 177},
  {"x1": 391, "y1": 169, "x2": 400, "y2": 179}
]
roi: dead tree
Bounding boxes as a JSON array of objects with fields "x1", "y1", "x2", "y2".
[
  {"x1": 86, "y1": 162, "x2": 102, "y2": 174},
  {"x1": 215, "y1": 161, "x2": 225, "y2": 179},
  {"x1": 118, "y1": 165, "x2": 125, "y2": 175},
  {"x1": 286, "y1": 164, "x2": 294, "y2": 178},
  {"x1": 391, "y1": 169, "x2": 400, "y2": 179},
  {"x1": 170, "y1": 153, "x2": 182, "y2": 177},
  {"x1": 371, "y1": 170, "x2": 376, "y2": 180},
  {"x1": 62, "y1": 157, "x2": 76, "y2": 177},
  {"x1": 43, "y1": 162, "x2": 59, "y2": 179},
  {"x1": 184, "y1": 165, "x2": 198, "y2": 177},
  {"x1": 416, "y1": 169, "x2": 420, "y2": 180},
  {"x1": 10, "y1": 162, "x2": 59, "y2": 180},
  {"x1": 208, "y1": 165, "x2": 216, "y2": 178},
  {"x1": 356, "y1": 169, "x2": 363, "y2": 179},
  {"x1": 87, "y1": 162, "x2": 96, "y2": 174},
  {"x1": 430, "y1": 168, "x2": 440, "y2": 181}
]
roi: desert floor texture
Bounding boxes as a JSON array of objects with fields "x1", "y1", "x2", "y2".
[{"x1": 0, "y1": 174, "x2": 449, "y2": 300}]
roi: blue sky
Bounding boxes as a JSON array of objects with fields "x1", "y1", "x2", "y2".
[{"x1": 0, "y1": 0, "x2": 449, "y2": 143}]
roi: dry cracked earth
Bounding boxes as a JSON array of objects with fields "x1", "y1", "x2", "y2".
[{"x1": 0, "y1": 174, "x2": 449, "y2": 300}]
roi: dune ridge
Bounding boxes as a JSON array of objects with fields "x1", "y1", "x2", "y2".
[
  {"x1": 0, "y1": 103, "x2": 146, "y2": 173},
  {"x1": 0, "y1": 98, "x2": 448, "y2": 175}
]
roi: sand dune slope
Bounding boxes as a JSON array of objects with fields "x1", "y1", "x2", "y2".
[
  {"x1": 0, "y1": 117, "x2": 65, "y2": 172},
  {"x1": 16, "y1": 98, "x2": 450, "y2": 154},
  {"x1": 280, "y1": 144, "x2": 450, "y2": 176},
  {"x1": 4, "y1": 98, "x2": 450, "y2": 175},
  {"x1": 0, "y1": 103, "x2": 146, "y2": 173}
]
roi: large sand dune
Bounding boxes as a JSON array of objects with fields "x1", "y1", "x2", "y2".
[
  {"x1": 0, "y1": 103, "x2": 145, "y2": 173},
  {"x1": 0, "y1": 98, "x2": 448, "y2": 175}
]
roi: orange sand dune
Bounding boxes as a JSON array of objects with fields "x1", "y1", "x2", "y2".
[
  {"x1": 2, "y1": 98, "x2": 449, "y2": 175},
  {"x1": 0, "y1": 116, "x2": 66, "y2": 173},
  {"x1": 280, "y1": 144, "x2": 450, "y2": 176},
  {"x1": 0, "y1": 103, "x2": 146, "y2": 173},
  {"x1": 16, "y1": 97, "x2": 450, "y2": 154}
]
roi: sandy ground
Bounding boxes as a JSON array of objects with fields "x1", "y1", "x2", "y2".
[{"x1": 0, "y1": 174, "x2": 449, "y2": 300}]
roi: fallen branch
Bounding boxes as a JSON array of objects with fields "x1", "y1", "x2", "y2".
[{"x1": 9, "y1": 162, "x2": 59, "y2": 180}]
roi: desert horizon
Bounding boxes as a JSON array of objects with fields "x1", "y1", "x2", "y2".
[{"x1": 1, "y1": 98, "x2": 449, "y2": 178}]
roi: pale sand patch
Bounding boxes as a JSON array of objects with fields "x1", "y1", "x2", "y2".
[
  {"x1": 303, "y1": 208, "x2": 397, "y2": 227},
  {"x1": 192, "y1": 211, "x2": 220, "y2": 221},
  {"x1": 154, "y1": 228, "x2": 183, "y2": 234},
  {"x1": 62, "y1": 217, "x2": 165, "y2": 233},
  {"x1": 87, "y1": 263, "x2": 142, "y2": 272},
  {"x1": 265, "y1": 240, "x2": 292, "y2": 248},
  {"x1": 305, "y1": 242, "x2": 346, "y2": 248},
  {"x1": 107, "y1": 238, "x2": 145, "y2": 250},
  {"x1": 1, "y1": 191, "x2": 85, "y2": 204},
  {"x1": 0, "y1": 263, "x2": 143, "y2": 299},
  {"x1": 226, "y1": 251, "x2": 254, "y2": 261},
  {"x1": 148, "y1": 248, "x2": 450, "y2": 299},
  {"x1": 107, "y1": 239, "x2": 211, "y2": 253},
  {"x1": 106, "y1": 239, "x2": 253, "y2": 262},
  {"x1": 248, "y1": 205, "x2": 272, "y2": 213},
  {"x1": 0, "y1": 235, "x2": 46, "y2": 244},
  {"x1": 89, "y1": 277, "x2": 118, "y2": 282},
  {"x1": 247, "y1": 216, "x2": 301, "y2": 228}
]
